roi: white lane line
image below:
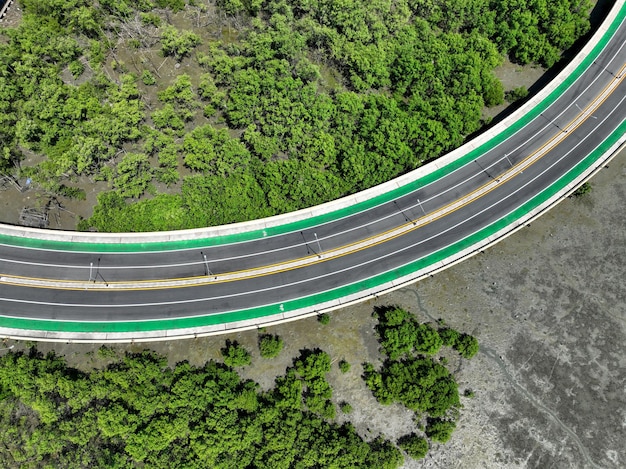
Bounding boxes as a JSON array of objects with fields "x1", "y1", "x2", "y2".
[
  {"x1": 2, "y1": 91, "x2": 624, "y2": 315},
  {"x1": 4, "y1": 51, "x2": 625, "y2": 279},
  {"x1": 8, "y1": 47, "x2": 626, "y2": 280},
  {"x1": 6, "y1": 79, "x2": 621, "y2": 290},
  {"x1": 3, "y1": 70, "x2": 623, "y2": 284},
  {"x1": 1, "y1": 59, "x2": 622, "y2": 275}
]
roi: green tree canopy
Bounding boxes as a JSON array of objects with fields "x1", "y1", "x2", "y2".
[
  {"x1": 259, "y1": 334, "x2": 284, "y2": 358},
  {"x1": 0, "y1": 348, "x2": 404, "y2": 468},
  {"x1": 397, "y1": 433, "x2": 429, "y2": 460},
  {"x1": 2, "y1": 0, "x2": 593, "y2": 231}
]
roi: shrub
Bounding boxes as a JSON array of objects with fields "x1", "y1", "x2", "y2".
[
  {"x1": 141, "y1": 70, "x2": 156, "y2": 86},
  {"x1": 58, "y1": 185, "x2": 86, "y2": 200},
  {"x1": 572, "y1": 181, "x2": 591, "y2": 197},
  {"x1": 307, "y1": 393, "x2": 335, "y2": 419},
  {"x1": 413, "y1": 324, "x2": 443, "y2": 355},
  {"x1": 97, "y1": 345, "x2": 117, "y2": 359},
  {"x1": 338, "y1": 360, "x2": 351, "y2": 373},
  {"x1": 293, "y1": 349, "x2": 331, "y2": 380},
  {"x1": 318, "y1": 313, "x2": 330, "y2": 325},
  {"x1": 426, "y1": 418, "x2": 456, "y2": 443},
  {"x1": 128, "y1": 38, "x2": 141, "y2": 49},
  {"x1": 0, "y1": 350, "x2": 404, "y2": 467},
  {"x1": 221, "y1": 340, "x2": 251, "y2": 367},
  {"x1": 505, "y1": 86, "x2": 529, "y2": 103},
  {"x1": 161, "y1": 26, "x2": 201, "y2": 59},
  {"x1": 454, "y1": 334, "x2": 479, "y2": 359},
  {"x1": 438, "y1": 328, "x2": 460, "y2": 347},
  {"x1": 363, "y1": 357, "x2": 460, "y2": 416},
  {"x1": 375, "y1": 306, "x2": 443, "y2": 358},
  {"x1": 397, "y1": 433, "x2": 429, "y2": 459},
  {"x1": 259, "y1": 334, "x2": 283, "y2": 359},
  {"x1": 111, "y1": 59, "x2": 127, "y2": 72},
  {"x1": 340, "y1": 402, "x2": 353, "y2": 414},
  {"x1": 114, "y1": 153, "x2": 153, "y2": 199},
  {"x1": 140, "y1": 12, "x2": 161, "y2": 27},
  {"x1": 291, "y1": 349, "x2": 335, "y2": 419},
  {"x1": 374, "y1": 306, "x2": 416, "y2": 359},
  {"x1": 483, "y1": 76, "x2": 504, "y2": 107},
  {"x1": 68, "y1": 60, "x2": 84, "y2": 78}
]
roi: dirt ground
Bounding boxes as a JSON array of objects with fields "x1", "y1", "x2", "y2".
[{"x1": 8, "y1": 147, "x2": 624, "y2": 468}]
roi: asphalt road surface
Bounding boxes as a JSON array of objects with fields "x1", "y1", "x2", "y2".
[{"x1": 1, "y1": 13, "x2": 625, "y2": 331}]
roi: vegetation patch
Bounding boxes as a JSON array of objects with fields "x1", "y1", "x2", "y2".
[
  {"x1": 0, "y1": 0, "x2": 592, "y2": 231},
  {"x1": 0, "y1": 307, "x2": 479, "y2": 465},
  {"x1": 505, "y1": 86, "x2": 530, "y2": 103},
  {"x1": 339, "y1": 401, "x2": 353, "y2": 414},
  {"x1": 0, "y1": 348, "x2": 403, "y2": 468},
  {"x1": 317, "y1": 312, "x2": 330, "y2": 325},
  {"x1": 571, "y1": 181, "x2": 592, "y2": 197},
  {"x1": 364, "y1": 305, "x2": 479, "y2": 459},
  {"x1": 221, "y1": 339, "x2": 251, "y2": 367},
  {"x1": 258, "y1": 333, "x2": 283, "y2": 359},
  {"x1": 338, "y1": 359, "x2": 351, "y2": 373},
  {"x1": 397, "y1": 433, "x2": 429, "y2": 460}
]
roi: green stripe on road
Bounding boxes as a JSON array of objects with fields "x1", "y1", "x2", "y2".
[{"x1": 2, "y1": 116, "x2": 624, "y2": 333}]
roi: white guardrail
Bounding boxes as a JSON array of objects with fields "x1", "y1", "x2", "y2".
[{"x1": 0, "y1": 1, "x2": 623, "y2": 245}]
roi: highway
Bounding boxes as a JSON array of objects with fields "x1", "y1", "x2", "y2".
[{"x1": 0, "y1": 5, "x2": 625, "y2": 341}]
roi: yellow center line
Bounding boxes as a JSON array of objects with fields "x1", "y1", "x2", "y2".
[{"x1": 2, "y1": 65, "x2": 625, "y2": 292}]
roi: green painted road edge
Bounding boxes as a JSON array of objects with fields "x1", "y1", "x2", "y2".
[
  {"x1": 3, "y1": 116, "x2": 625, "y2": 334},
  {"x1": 0, "y1": 4, "x2": 624, "y2": 253}
]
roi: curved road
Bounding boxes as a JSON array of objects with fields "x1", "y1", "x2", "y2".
[{"x1": 0, "y1": 5, "x2": 625, "y2": 341}]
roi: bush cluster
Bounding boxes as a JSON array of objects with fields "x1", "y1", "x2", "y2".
[
  {"x1": 397, "y1": 433, "x2": 429, "y2": 460},
  {"x1": 258, "y1": 334, "x2": 284, "y2": 359},
  {"x1": 365, "y1": 306, "x2": 479, "y2": 459},
  {"x1": 221, "y1": 340, "x2": 251, "y2": 367}
]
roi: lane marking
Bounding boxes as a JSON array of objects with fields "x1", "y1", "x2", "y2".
[
  {"x1": 3, "y1": 60, "x2": 625, "y2": 280},
  {"x1": 2, "y1": 72, "x2": 624, "y2": 293},
  {"x1": 2, "y1": 89, "x2": 624, "y2": 317}
]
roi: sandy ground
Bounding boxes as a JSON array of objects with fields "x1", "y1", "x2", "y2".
[{"x1": 7, "y1": 147, "x2": 624, "y2": 468}]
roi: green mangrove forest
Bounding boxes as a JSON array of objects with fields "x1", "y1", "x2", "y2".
[{"x1": 0, "y1": 0, "x2": 592, "y2": 230}]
